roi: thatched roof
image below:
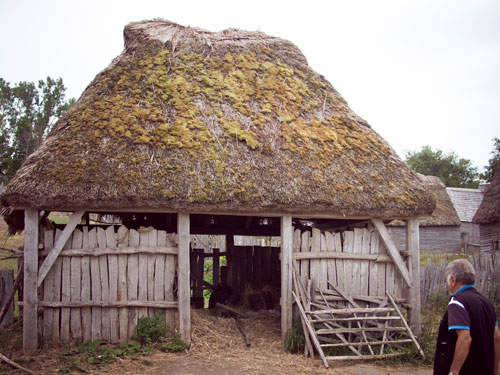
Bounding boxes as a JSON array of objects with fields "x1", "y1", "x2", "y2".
[
  {"x1": 0, "y1": 19, "x2": 435, "y2": 219},
  {"x1": 389, "y1": 175, "x2": 460, "y2": 227},
  {"x1": 473, "y1": 166, "x2": 500, "y2": 224}
]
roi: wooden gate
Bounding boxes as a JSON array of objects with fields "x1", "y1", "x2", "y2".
[
  {"x1": 38, "y1": 225, "x2": 178, "y2": 346},
  {"x1": 292, "y1": 223, "x2": 422, "y2": 363}
]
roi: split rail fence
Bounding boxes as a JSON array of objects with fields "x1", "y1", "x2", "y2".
[{"x1": 37, "y1": 225, "x2": 178, "y2": 346}]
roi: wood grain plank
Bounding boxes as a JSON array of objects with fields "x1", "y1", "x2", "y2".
[
  {"x1": 60, "y1": 230, "x2": 72, "y2": 345},
  {"x1": 97, "y1": 228, "x2": 111, "y2": 342},
  {"x1": 23, "y1": 209, "x2": 38, "y2": 352},
  {"x1": 360, "y1": 228, "x2": 371, "y2": 297},
  {"x1": 343, "y1": 231, "x2": 354, "y2": 296},
  {"x1": 52, "y1": 229, "x2": 63, "y2": 345},
  {"x1": 178, "y1": 213, "x2": 191, "y2": 344},
  {"x1": 106, "y1": 226, "x2": 119, "y2": 343},
  {"x1": 117, "y1": 225, "x2": 129, "y2": 343},
  {"x1": 70, "y1": 229, "x2": 83, "y2": 343},
  {"x1": 319, "y1": 233, "x2": 328, "y2": 291},
  {"x1": 300, "y1": 231, "x2": 310, "y2": 292},
  {"x1": 127, "y1": 229, "x2": 140, "y2": 339},
  {"x1": 352, "y1": 228, "x2": 363, "y2": 297},
  {"x1": 155, "y1": 231, "x2": 166, "y2": 317},
  {"x1": 89, "y1": 228, "x2": 101, "y2": 341},
  {"x1": 81, "y1": 227, "x2": 92, "y2": 343},
  {"x1": 164, "y1": 232, "x2": 176, "y2": 330},
  {"x1": 147, "y1": 230, "x2": 157, "y2": 317},
  {"x1": 43, "y1": 230, "x2": 54, "y2": 347},
  {"x1": 333, "y1": 232, "x2": 343, "y2": 293},
  {"x1": 310, "y1": 228, "x2": 321, "y2": 291},
  {"x1": 280, "y1": 215, "x2": 293, "y2": 340},
  {"x1": 138, "y1": 231, "x2": 149, "y2": 319},
  {"x1": 324, "y1": 231, "x2": 337, "y2": 289}
]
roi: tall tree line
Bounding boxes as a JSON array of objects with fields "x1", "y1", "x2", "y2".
[{"x1": 0, "y1": 77, "x2": 74, "y2": 185}]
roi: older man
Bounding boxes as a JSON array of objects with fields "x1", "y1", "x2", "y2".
[{"x1": 434, "y1": 259, "x2": 500, "y2": 375}]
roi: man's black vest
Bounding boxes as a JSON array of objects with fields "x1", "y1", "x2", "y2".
[{"x1": 433, "y1": 287, "x2": 496, "y2": 375}]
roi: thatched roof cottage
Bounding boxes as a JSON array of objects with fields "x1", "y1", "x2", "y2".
[
  {"x1": 1, "y1": 20, "x2": 434, "y2": 353},
  {"x1": 473, "y1": 167, "x2": 500, "y2": 253},
  {"x1": 389, "y1": 175, "x2": 461, "y2": 252}
]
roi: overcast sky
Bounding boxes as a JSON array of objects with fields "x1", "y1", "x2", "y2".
[{"x1": 1, "y1": 0, "x2": 499, "y2": 171}]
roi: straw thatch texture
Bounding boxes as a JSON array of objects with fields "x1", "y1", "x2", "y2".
[
  {"x1": 473, "y1": 167, "x2": 500, "y2": 224},
  {"x1": 389, "y1": 175, "x2": 460, "y2": 226},
  {"x1": 1, "y1": 19, "x2": 434, "y2": 218}
]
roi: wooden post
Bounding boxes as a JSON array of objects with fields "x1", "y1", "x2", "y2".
[
  {"x1": 177, "y1": 213, "x2": 191, "y2": 345},
  {"x1": 226, "y1": 233, "x2": 234, "y2": 288},
  {"x1": 24, "y1": 208, "x2": 39, "y2": 352},
  {"x1": 406, "y1": 218, "x2": 421, "y2": 336},
  {"x1": 213, "y1": 248, "x2": 220, "y2": 287},
  {"x1": 281, "y1": 215, "x2": 293, "y2": 342}
]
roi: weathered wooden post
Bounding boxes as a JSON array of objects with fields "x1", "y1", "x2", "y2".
[
  {"x1": 177, "y1": 213, "x2": 191, "y2": 344},
  {"x1": 281, "y1": 215, "x2": 293, "y2": 342},
  {"x1": 24, "y1": 208, "x2": 39, "y2": 352},
  {"x1": 406, "y1": 218, "x2": 421, "y2": 336}
]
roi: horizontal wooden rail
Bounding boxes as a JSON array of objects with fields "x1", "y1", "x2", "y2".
[
  {"x1": 309, "y1": 307, "x2": 395, "y2": 315},
  {"x1": 320, "y1": 339, "x2": 413, "y2": 348},
  {"x1": 326, "y1": 353, "x2": 404, "y2": 361},
  {"x1": 311, "y1": 316, "x2": 401, "y2": 324},
  {"x1": 293, "y1": 251, "x2": 392, "y2": 262},
  {"x1": 24, "y1": 300, "x2": 178, "y2": 309},
  {"x1": 316, "y1": 326, "x2": 406, "y2": 335},
  {"x1": 39, "y1": 246, "x2": 178, "y2": 257}
]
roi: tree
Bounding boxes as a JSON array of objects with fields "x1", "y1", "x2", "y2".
[
  {"x1": 0, "y1": 77, "x2": 74, "y2": 185},
  {"x1": 405, "y1": 146, "x2": 480, "y2": 188},
  {"x1": 481, "y1": 137, "x2": 500, "y2": 182}
]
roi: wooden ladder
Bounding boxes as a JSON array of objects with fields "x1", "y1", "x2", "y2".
[{"x1": 292, "y1": 263, "x2": 424, "y2": 368}]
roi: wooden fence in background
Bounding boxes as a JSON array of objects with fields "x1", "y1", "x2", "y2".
[
  {"x1": 420, "y1": 252, "x2": 500, "y2": 306},
  {"x1": 38, "y1": 225, "x2": 178, "y2": 347}
]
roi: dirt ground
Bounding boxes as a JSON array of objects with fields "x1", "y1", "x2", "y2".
[
  {"x1": 79, "y1": 309, "x2": 431, "y2": 375},
  {"x1": 0, "y1": 310, "x2": 433, "y2": 375}
]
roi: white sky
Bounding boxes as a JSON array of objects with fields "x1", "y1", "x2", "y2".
[{"x1": 1, "y1": 0, "x2": 499, "y2": 171}]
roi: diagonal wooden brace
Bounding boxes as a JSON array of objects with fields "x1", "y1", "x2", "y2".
[{"x1": 37, "y1": 211, "x2": 85, "y2": 287}]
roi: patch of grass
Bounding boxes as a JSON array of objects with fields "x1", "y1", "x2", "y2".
[
  {"x1": 420, "y1": 251, "x2": 471, "y2": 266},
  {"x1": 59, "y1": 314, "x2": 187, "y2": 373}
]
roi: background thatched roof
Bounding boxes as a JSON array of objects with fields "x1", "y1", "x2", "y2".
[
  {"x1": 0, "y1": 19, "x2": 434, "y2": 219},
  {"x1": 473, "y1": 167, "x2": 500, "y2": 224},
  {"x1": 389, "y1": 175, "x2": 459, "y2": 227}
]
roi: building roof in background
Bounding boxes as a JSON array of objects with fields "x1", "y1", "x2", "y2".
[
  {"x1": 390, "y1": 175, "x2": 460, "y2": 227},
  {"x1": 446, "y1": 187, "x2": 483, "y2": 223},
  {"x1": 473, "y1": 167, "x2": 500, "y2": 224}
]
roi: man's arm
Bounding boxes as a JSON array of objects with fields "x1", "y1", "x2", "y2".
[
  {"x1": 450, "y1": 329, "x2": 472, "y2": 375},
  {"x1": 494, "y1": 324, "x2": 500, "y2": 375}
]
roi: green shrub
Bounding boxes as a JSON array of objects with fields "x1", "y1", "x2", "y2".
[
  {"x1": 284, "y1": 320, "x2": 305, "y2": 353},
  {"x1": 133, "y1": 314, "x2": 167, "y2": 344}
]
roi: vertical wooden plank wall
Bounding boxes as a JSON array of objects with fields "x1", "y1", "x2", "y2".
[
  {"x1": 38, "y1": 224, "x2": 179, "y2": 347},
  {"x1": 292, "y1": 226, "x2": 413, "y2": 311},
  {"x1": 23, "y1": 208, "x2": 38, "y2": 352},
  {"x1": 178, "y1": 213, "x2": 191, "y2": 345},
  {"x1": 281, "y1": 215, "x2": 293, "y2": 341}
]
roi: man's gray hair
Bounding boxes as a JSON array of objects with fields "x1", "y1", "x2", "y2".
[{"x1": 445, "y1": 259, "x2": 475, "y2": 285}]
